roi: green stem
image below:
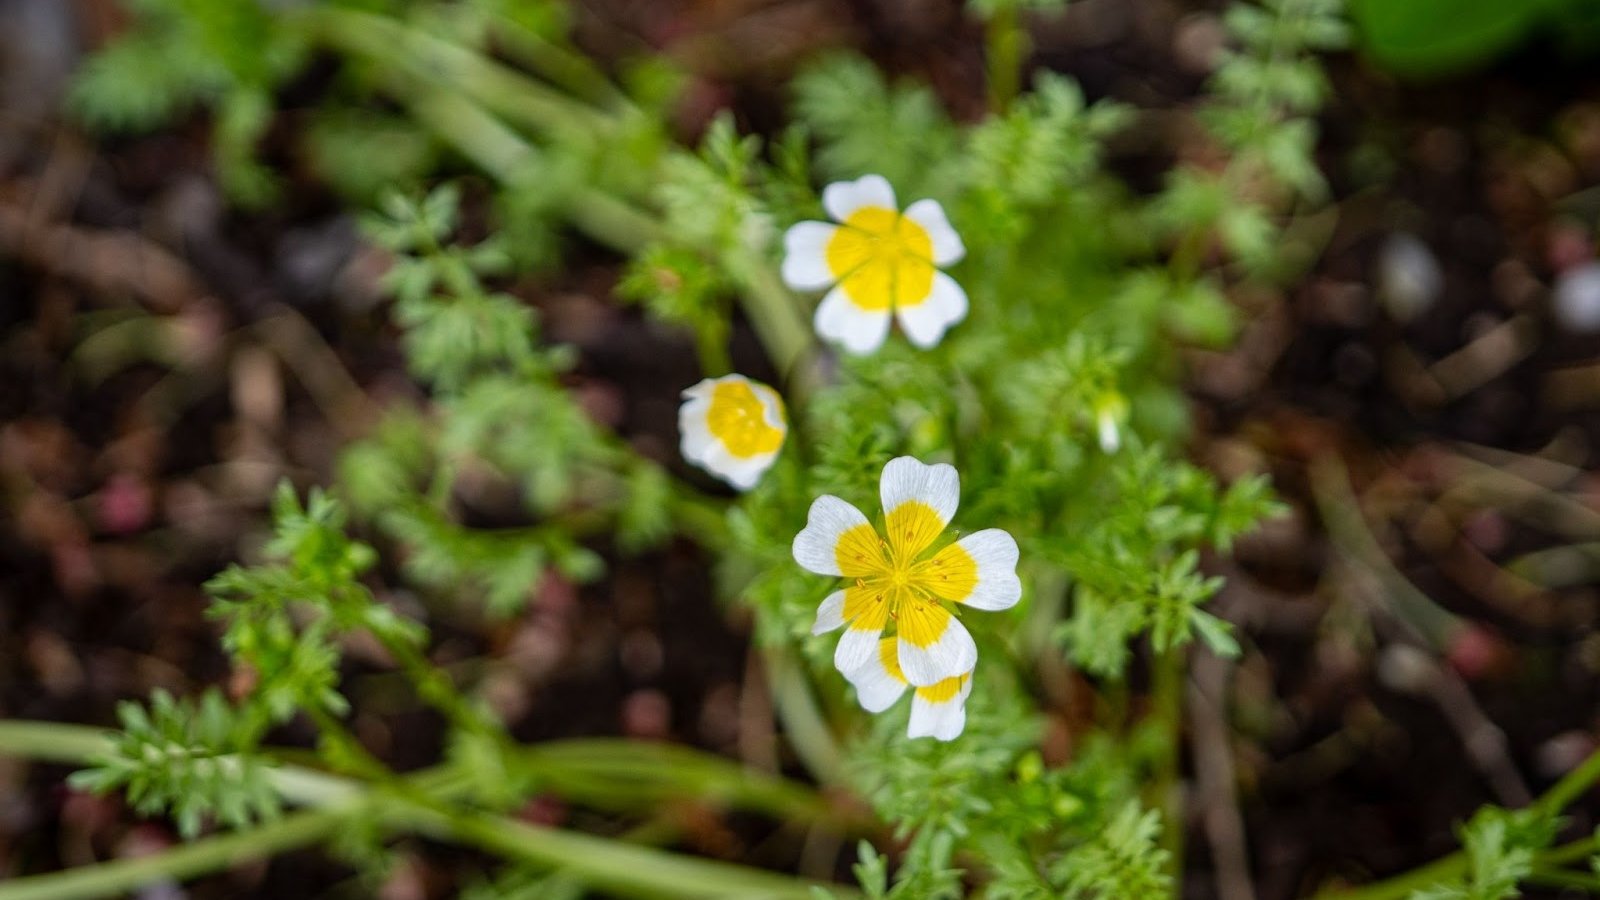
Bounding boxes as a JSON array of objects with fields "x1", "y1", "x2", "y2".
[
  {"x1": 0, "y1": 720, "x2": 860, "y2": 900},
  {"x1": 403, "y1": 84, "x2": 539, "y2": 181},
  {"x1": 522, "y1": 739, "x2": 844, "y2": 825},
  {"x1": 377, "y1": 633, "x2": 504, "y2": 744},
  {"x1": 565, "y1": 183, "x2": 664, "y2": 253},
  {"x1": 302, "y1": 8, "x2": 617, "y2": 140},
  {"x1": 984, "y1": 3, "x2": 1026, "y2": 114},
  {"x1": 668, "y1": 482, "x2": 733, "y2": 550},
  {"x1": 394, "y1": 802, "x2": 836, "y2": 900},
  {"x1": 1168, "y1": 226, "x2": 1209, "y2": 286},
  {"x1": 302, "y1": 705, "x2": 395, "y2": 783},
  {"x1": 733, "y1": 262, "x2": 818, "y2": 396},
  {"x1": 0, "y1": 721, "x2": 845, "y2": 827},
  {"x1": 1537, "y1": 832, "x2": 1600, "y2": 868},
  {"x1": 483, "y1": 12, "x2": 631, "y2": 111},
  {"x1": 1149, "y1": 645, "x2": 1186, "y2": 879},
  {"x1": 305, "y1": 8, "x2": 663, "y2": 255},
  {"x1": 399, "y1": 85, "x2": 662, "y2": 255},
  {"x1": 1526, "y1": 866, "x2": 1600, "y2": 891},
  {"x1": 765, "y1": 644, "x2": 843, "y2": 785},
  {"x1": 694, "y1": 319, "x2": 734, "y2": 378},
  {"x1": 1317, "y1": 835, "x2": 1600, "y2": 900},
  {"x1": 1537, "y1": 743, "x2": 1600, "y2": 815},
  {"x1": 0, "y1": 720, "x2": 111, "y2": 763},
  {"x1": 0, "y1": 808, "x2": 353, "y2": 900},
  {"x1": 309, "y1": 6, "x2": 814, "y2": 393}
]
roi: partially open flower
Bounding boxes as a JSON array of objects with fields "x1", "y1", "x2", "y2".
[
  {"x1": 781, "y1": 174, "x2": 967, "y2": 354},
  {"x1": 1092, "y1": 391, "x2": 1128, "y2": 454},
  {"x1": 843, "y1": 637, "x2": 973, "y2": 741},
  {"x1": 794, "y1": 456, "x2": 1021, "y2": 687},
  {"x1": 678, "y1": 374, "x2": 786, "y2": 490}
]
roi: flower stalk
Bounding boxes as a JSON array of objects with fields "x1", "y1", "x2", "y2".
[{"x1": 0, "y1": 720, "x2": 860, "y2": 900}]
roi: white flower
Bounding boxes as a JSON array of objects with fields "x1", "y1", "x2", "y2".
[
  {"x1": 781, "y1": 174, "x2": 968, "y2": 354},
  {"x1": 843, "y1": 637, "x2": 973, "y2": 741},
  {"x1": 678, "y1": 374, "x2": 786, "y2": 490},
  {"x1": 794, "y1": 456, "x2": 1022, "y2": 687}
]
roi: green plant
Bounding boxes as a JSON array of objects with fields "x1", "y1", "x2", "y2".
[
  {"x1": 10, "y1": 1, "x2": 1600, "y2": 899},
  {"x1": 1348, "y1": 0, "x2": 1600, "y2": 77}
]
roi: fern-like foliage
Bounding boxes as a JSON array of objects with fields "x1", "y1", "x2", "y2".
[
  {"x1": 70, "y1": 0, "x2": 302, "y2": 129},
  {"x1": 341, "y1": 186, "x2": 684, "y2": 618},
  {"x1": 1055, "y1": 448, "x2": 1282, "y2": 677},
  {"x1": 69, "y1": 25, "x2": 229, "y2": 133},
  {"x1": 1052, "y1": 802, "x2": 1173, "y2": 899},
  {"x1": 69, "y1": 690, "x2": 280, "y2": 839},
  {"x1": 791, "y1": 55, "x2": 961, "y2": 194},
  {"x1": 207, "y1": 484, "x2": 422, "y2": 722},
  {"x1": 1410, "y1": 808, "x2": 1561, "y2": 900},
  {"x1": 962, "y1": 74, "x2": 1133, "y2": 219},
  {"x1": 69, "y1": 0, "x2": 307, "y2": 205},
  {"x1": 1148, "y1": 0, "x2": 1350, "y2": 277}
]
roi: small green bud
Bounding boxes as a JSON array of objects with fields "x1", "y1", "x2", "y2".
[
  {"x1": 1052, "y1": 792, "x2": 1085, "y2": 819},
  {"x1": 1092, "y1": 392, "x2": 1129, "y2": 454},
  {"x1": 1016, "y1": 750, "x2": 1044, "y2": 784}
]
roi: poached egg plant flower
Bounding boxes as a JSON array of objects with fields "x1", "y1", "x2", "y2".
[
  {"x1": 794, "y1": 456, "x2": 1020, "y2": 710},
  {"x1": 781, "y1": 175, "x2": 967, "y2": 354},
  {"x1": 844, "y1": 637, "x2": 974, "y2": 741},
  {"x1": 678, "y1": 374, "x2": 786, "y2": 490}
]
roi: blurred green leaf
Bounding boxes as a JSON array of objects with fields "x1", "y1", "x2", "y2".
[{"x1": 1350, "y1": 0, "x2": 1560, "y2": 76}]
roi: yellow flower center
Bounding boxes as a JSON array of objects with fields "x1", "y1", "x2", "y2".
[
  {"x1": 705, "y1": 380, "x2": 785, "y2": 458},
  {"x1": 832, "y1": 501, "x2": 980, "y2": 648},
  {"x1": 824, "y1": 206, "x2": 936, "y2": 312}
]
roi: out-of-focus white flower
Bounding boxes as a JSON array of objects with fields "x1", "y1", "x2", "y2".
[
  {"x1": 1376, "y1": 232, "x2": 1443, "y2": 322},
  {"x1": 678, "y1": 374, "x2": 786, "y2": 490},
  {"x1": 781, "y1": 174, "x2": 967, "y2": 354}
]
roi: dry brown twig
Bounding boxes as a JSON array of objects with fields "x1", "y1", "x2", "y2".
[{"x1": 1189, "y1": 649, "x2": 1257, "y2": 900}]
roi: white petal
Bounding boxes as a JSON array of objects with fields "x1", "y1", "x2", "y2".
[
  {"x1": 792, "y1": 495, "x2": 870, "y2": 576},
  {"x1": 815, "y1": 285, "x2": 891, "y2": 354},
  {"x1": 855, "y1": 674, "x2": 908, "y2": 713},
  {"x1": 903, "y1": 199, "x2": 964, "y2": 266},
  {"x1": 843, "y1": 644, "x2": 908, "y2": 713},
  {"x1": 680, "y1": 378, "x2": 716, "y2": 401},
  {"x1": 834, "y1": 625, "x2": 883, "y2": 675},
  {"x1": 781, "y1": 221, "x2": 839, "y2": 291},
  {"x1": 753, "y1": 382, "x2": 787, "y2": 431},
  {"x1": 1098, "y1": 414, "x2": 1121, "y2": 453},
  {"x1": 907, "y1": 676, "x2": 972, "y2": 741},
  {"x1": 709, "y1": 449, "x2": 779, "y2": 491},
  {"x1": 952, "y1": 529, "x2": 1022, "y2": 611},
  {"x1": 897, "y1": 616, "x2": 976, "y2": 687},
  {"x1": 879, "y1": 456, "x2": 959, "y2": 527},
  {"x1": 822, "y1": 174, "x2": 897, "y2": 222},
  {"x1": 677, "y1": 391, "x2": 715, "y2": 464},
  {"x1": 894, "y1": 271, "x2": 968, "y2": 350},
  {"x1": 812, "y1": 590, "x2": 847, "y2": 634}
]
